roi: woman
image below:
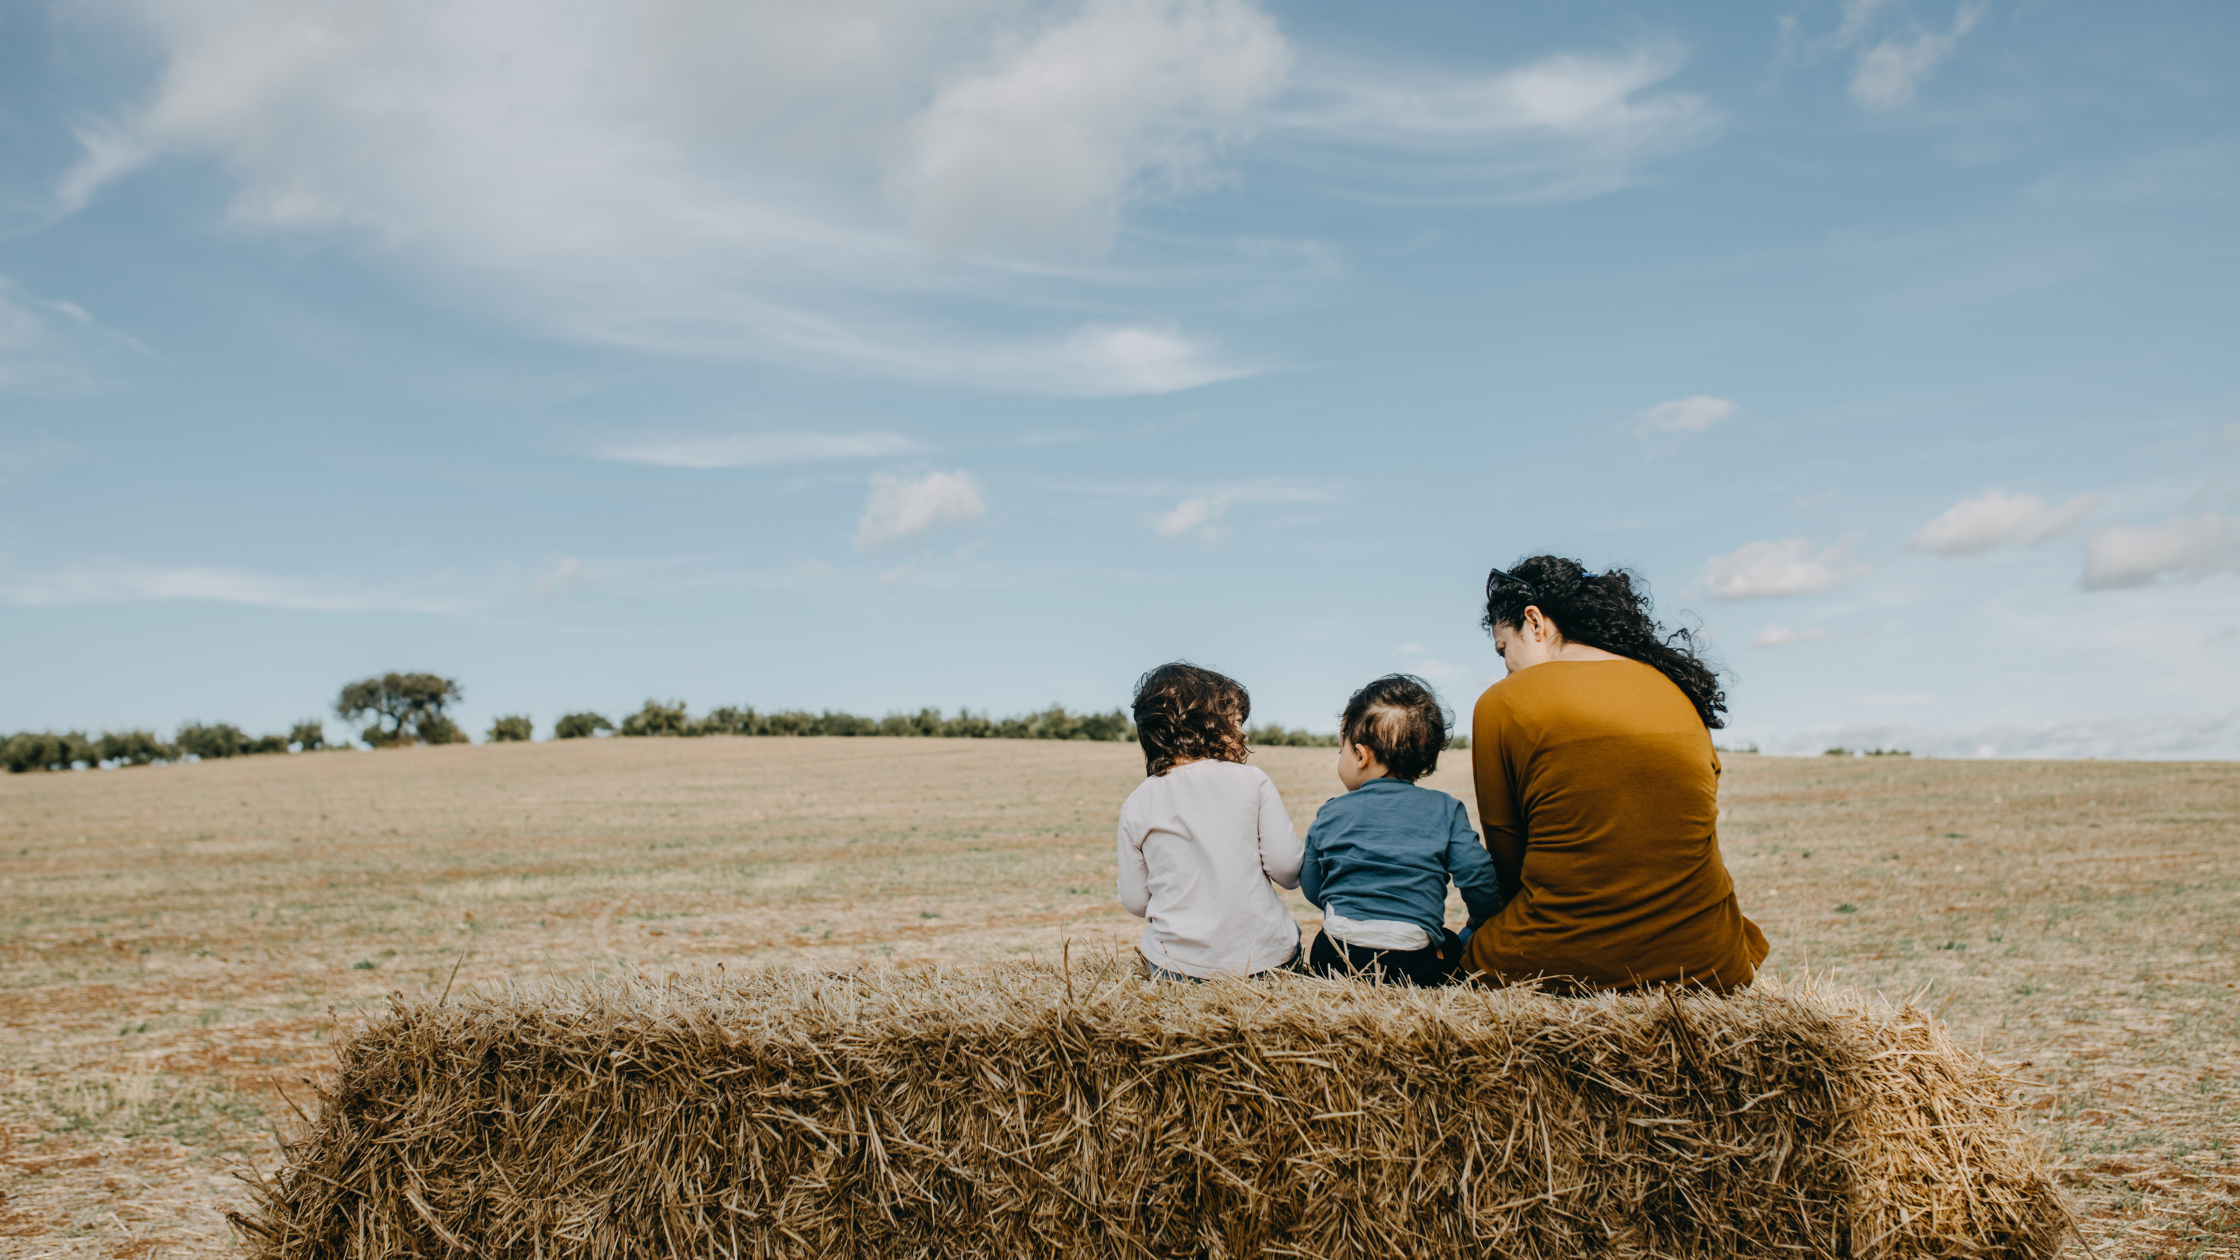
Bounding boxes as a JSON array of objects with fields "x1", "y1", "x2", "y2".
[{"x1": 1458, "y1": 556, "x2": 1767, "y2": 992}]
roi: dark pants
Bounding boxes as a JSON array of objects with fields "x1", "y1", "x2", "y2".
[{"x1": 1308, "y1": 927, "x2": 1463, "y2": 987}]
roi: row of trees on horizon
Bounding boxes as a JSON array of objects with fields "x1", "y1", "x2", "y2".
[{"x1": 4, "y1": 671, "x2": 1347, "y2": 773}]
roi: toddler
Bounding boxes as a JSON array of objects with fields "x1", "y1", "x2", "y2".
[
  {"x1": 1301, "y1": 674, "x2": 1502, "y2": 986},
  {"x1": 1116, "y1": 662, "x2": 1304, "y2": 980}
]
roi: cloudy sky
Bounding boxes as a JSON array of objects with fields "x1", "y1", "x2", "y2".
[{"x1": 3, "y1": 0, "x2": 2236, "y2": 757}]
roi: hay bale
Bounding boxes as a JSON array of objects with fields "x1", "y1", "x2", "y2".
[{"x1": 234, "y1": 960, "x2": 2068, "y2": 1259}]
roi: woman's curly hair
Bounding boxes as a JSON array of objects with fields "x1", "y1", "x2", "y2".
[
  {"x1": 1132, "y1": 662, "x2": 1251, "y2": 777},
  {"x1": 1482, "y1": 556, "x2": 1727, "y2": 730}
]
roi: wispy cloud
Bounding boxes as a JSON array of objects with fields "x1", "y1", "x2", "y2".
[
  {"x1": 857, "y1": 470, "x2": 987, "y2": 550},
  {"x1": 1273, "y1": 45, "x2": 1718, "y2": 202},
  {"x1": 894, "y1": 0, "x2": 1290, "y2": 255},
  {"x1": 1634, "y1": 394, "x2": 1735, "y2": 435},
  {"x1": 1396, "y1": 643, "x2": 1478, "y2": 691},
  {"x1": 0, "y1": 277, "x2": 127, "y2": 395},
  {"x1": 1147, "y1": 479, "x2": 1344, "y2": 543},
  {"x1": 1750, "y1": 623, "x2": 1834, "y2": 647},
  {"x1": 2082, "y1": 512, "x2": 2240, "y2": 590},
  {"x1": 0, "y1": 561, "x2": 473, "y2": 613},
  {"x1": 1739, "y1": 708, "x2": 2240, "y2": 760},
  {"x1": 534, "y1": 556, "x2": 596, "y2": 598},
  {"x1": 596, "y1": 431, "x2": 922, "y2": 469},
  {"x1": 1907, "y1": 489, "x2": 2099, "y2": 555},
  {"x1": 1701, "y1": 538, "x2": 1869, "y2": 600},
  {"x1": 1849, "y1": 3, "x2": 1984, "y2": 110},
  {"x1": 52, "y1": 0, "x2": 1280, "y2": 398}
]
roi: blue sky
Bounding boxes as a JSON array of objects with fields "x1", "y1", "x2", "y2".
[{"x1": 2, "y1": 0, "x2": 2236, "y2": 757}]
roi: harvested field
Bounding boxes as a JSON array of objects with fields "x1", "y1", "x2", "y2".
[{"x1": 2, "y1": 739, "x2": 2236, "y2": 1257}]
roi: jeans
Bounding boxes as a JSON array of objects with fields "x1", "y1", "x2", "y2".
[{"x1": 1307, "y1": 927, "x2": 1463, "y2": 987}]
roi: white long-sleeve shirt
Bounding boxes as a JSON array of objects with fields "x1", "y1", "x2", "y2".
[{"x1": 1116, "y1": 759, "x2": 1304, "y2": 978}]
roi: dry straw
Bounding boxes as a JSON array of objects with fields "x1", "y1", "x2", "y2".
[{"x1": 234, "y1": 957, "x2": 2069, "y2": 1259}]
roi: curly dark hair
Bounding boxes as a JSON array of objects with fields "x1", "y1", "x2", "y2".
[
  {"x1": 1339, "y1": 674, "x2": 1450, "y2": 782},
  {"x1": 1132, "y1": 662, "x2": 1251, "y2": 777},
  {"x1": 1481, "y1": 556, "x2": 1727, "y2": 730}
]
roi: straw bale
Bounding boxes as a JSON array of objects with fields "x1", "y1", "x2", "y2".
[{"x1": 233, "y1": 959, "x2": 2068, "y2": 1259}]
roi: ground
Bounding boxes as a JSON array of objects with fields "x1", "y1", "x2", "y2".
[{"x1": 1, "y1": 738, "x2": 2234, "y2": 1258}]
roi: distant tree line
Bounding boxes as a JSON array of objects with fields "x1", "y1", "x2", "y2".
[
  {"x1": 2, "y1": 671, "x2": 467, "y2": 773},
  {"x1": 4, "y1": 672, "x2": 1368, "y2": 773},
  {"x1": 551, "y1": 701, "x2": 1140, "y2": 743}
]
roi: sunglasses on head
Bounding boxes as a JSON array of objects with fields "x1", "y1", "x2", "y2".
[
  {"x1": 1488, "y1": 565, "x2": 1602, "y2": 603},
  {"x1": 1486, "y1": 566, "x2": 1539, "y2": 601}
]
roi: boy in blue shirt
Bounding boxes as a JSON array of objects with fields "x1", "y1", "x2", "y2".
[{"x1": 1301, "y1": 674, "x2": 1503, "y2": 986}]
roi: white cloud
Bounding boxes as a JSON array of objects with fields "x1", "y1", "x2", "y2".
[
  {"x1": 52, "y1": 0, "x2": 1275, "y2": 397},
  {"x1": 534, "y1": 556, "x2": 595, "y2": 597},
  {"x1": 856, "y1": 470, "x2": 988, "y2": 549},
  {"x1": 1396, "y1": 643, "x2": 1475, "y2": 690},
  {"x1": 1152, "y1": 497, "x2": 1222, "y2": 540},
  {"x1": 1849, "y1": 2, "x2": 1983, "y2": 110},
  {"x1": 1275, "y1": 46, "x2": 1718, "y2": 202},
  {"x1": 1635, "y1": 395, "x2": 1735, "y2": 435},
  {"x1": 1146, "y1": 478, "x2": 1341, "y2": 542},
  {"x1": 597, "y1": 431, "x2": 921, "y2": 469},
  {"x1": 1750, "y1": 623, "x2": 1834, "y2": 647},
  {"x1": 2082, "y1": 512, "x2": 2240, "y2": 590},
  {"x1": 896, "y1": 0, "x2": 1290, "y2": 255},
  {"x1": 1906, "y1": 489, "x2": 2100, "y2": 555},
  {"x1": 1701, "y1": 538, "x2": 1869, "y2": 600},
  {"x1": 0, "y1": 277, "x2": 123, "y2": 395},
  {"x1": 1737, "y1": 708, "x2": 2240, "y2": 760},
  {"x1": 0, "y1": 561, "x2": 469, "y2": 612}
]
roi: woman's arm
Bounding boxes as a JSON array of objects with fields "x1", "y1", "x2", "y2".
[
  {"x1": 1256, "y1": 772, "x2": 1304, "y2": 890},
  {"x1": 1115, "y1": 813, "x2": 1150, "y2": 918},
  {"x1": 1472, "y1": 690, "x2": 1528, "y2": 902},
  {"x1": 1445, "y1": 799, "x2": 1504, "y2": 926}
]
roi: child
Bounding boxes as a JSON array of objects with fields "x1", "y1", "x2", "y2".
[
  {"x1": 1117, "y1": 662, "x2": 1304, "y2": 980},
  {"x1": 1301, "y1": 674, "x2": 1502, "y2": 986}
]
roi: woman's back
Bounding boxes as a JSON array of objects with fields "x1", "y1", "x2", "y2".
[{"x1": 1463, "y1": 658, "x2": 1766, "y2": 991}]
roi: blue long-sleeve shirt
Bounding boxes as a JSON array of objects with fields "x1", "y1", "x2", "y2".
[{"x1": 1300, "y1": 777, "x2": 1504, "y2": 942}]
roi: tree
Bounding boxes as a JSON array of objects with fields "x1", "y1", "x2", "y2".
[
  {"x1": 246, "y1": 733, "x2": 290, "y2": 755},
  {"x1": 96, "y1": 729, "x2": 171, "y2": 766},
  {"x1": 337, "y1": 673, "x2": 463, "y2": 747},
  {"x1": 619, "y1": 699, "x2": 692, "y2": 737},
  {"x1": 175, "y1": 722, "x2": 248, "y2": 759},
  {"x1": 289, "y1": 720, "x2": 327, "y2": 752},
  {"x1": 487, "y1": 714, "x2": 534, "y2": 742},
  {"x1": 4, "y1": 731, "x2": 95, "y2": 773},
  {"x1": 553, "y1": 712, "x2": 613, "y2": 740}
]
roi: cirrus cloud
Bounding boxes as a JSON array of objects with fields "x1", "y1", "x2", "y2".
[
  {"x1": 52, "y1": 0, "x2": 1280, "y2": 398},
  {"x1": 597, "y1": 431, "x2": 922, "y2": 469},
  {"x1": 1634, "y1": 394, "x2": 1735, "y2": 435},
  {"x1": 1750, "y1": 623, "x2": 1834, "y2": 647}
]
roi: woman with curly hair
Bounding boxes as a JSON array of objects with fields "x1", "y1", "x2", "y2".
[{"x1": 1459, "y1": 556, "x2": 1767, "y2": 992}]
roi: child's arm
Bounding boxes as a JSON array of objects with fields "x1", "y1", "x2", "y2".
[
  {"x1": 1115, "y1": 812, "x2": 1151, "y2": 919},
  {"x1": 1298, "y1": 809, "x2": 1327, "y2": 909},
  {"x1": 1255, "y1": 773, "x2": 1304, "y2": 890},
  {"x1": 1445, "y1": 798, "x2": 1505, "y2": 928}
]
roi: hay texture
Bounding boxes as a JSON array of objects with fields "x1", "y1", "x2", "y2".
[{"x1": 235, "y1": 959, "x2": 2068, "y2": 1259}]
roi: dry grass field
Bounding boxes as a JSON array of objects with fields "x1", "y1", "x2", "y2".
[{"x1": 1, "y1": 738, "x2": 2234, "y2": 1259}]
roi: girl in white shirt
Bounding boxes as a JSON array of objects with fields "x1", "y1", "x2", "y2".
[{"x1": 1116, "y1": 663, "x2": 1304, "y2": 979}]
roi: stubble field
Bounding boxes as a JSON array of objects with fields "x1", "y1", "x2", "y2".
[{"x1": 1, "y1": 738, "x2": 2235, "y2": 1258}]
